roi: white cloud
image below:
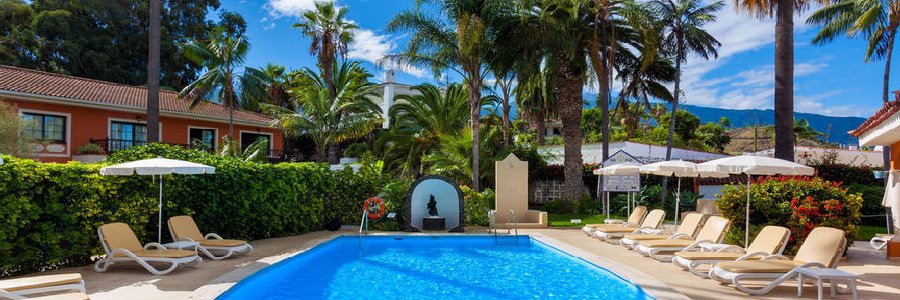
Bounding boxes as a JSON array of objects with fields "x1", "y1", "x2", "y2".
[
  {"x1": 265, "y1": 0, "x2": 324, "y2": 18},
  {"x1": 348, "y1": 29, "x2": 429, "y2": 78}
]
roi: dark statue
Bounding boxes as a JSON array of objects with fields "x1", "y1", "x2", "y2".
[{"x1": 427, "y1": 195, "x2": 438, "y2": 216}]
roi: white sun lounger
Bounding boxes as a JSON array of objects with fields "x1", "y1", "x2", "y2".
[
  {"x1": 94, "y1": 222, "x2": 201, "y2": 275},
  {"x1": 634, "y1": 215, "x2": 731, "y2": 261},
  {"x1": 0, "y1": 273, "x2": 86, "y2": 299},
  {"x1": 592, "y1": 209, "x2": 666, "y2": 244},
  {"x1": 673, "y1": 225, "x2": 790, "y2": 277},
  {"x1": 168, "y1": 215, "x2": 252, "y2": 260},
  {"x1": 708, "y1": 227, "x2": 847, "y2": 296},
  {"x1": 620, "y1": 213, "x2": 704, "y2": 250},
  {"x1": 870, "y1": 233, "x2": 893, "y2": 250},
  {"x1": 581, "y1": 206, "x2": 648, "y2": 235}
]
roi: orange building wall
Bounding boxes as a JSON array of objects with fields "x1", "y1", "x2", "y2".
[
  {"x1": 892, "y1": 142, "x2": 900, "y2": 170},
  {"x1": 3, "y1": 99, "x2": 282, "y2": 163}
]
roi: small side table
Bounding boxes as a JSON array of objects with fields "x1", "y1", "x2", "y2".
[
  {"x1": 796, "y1": 267, "x2": 859, "y2": 300},
  {"x1": 162, "y1": 241, "x2": 199, "y2": 251}
]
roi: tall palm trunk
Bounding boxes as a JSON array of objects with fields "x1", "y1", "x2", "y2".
[
  {"x1": 773, "y1": 0, "x2": 795, "y2": 161},
  {"x1": 146, "y1": 0, "x2": 161, "y2": 143},
  {"x1": 500, "y1": 81, "x2": 512, "y2": 146},
  {"x1": 468, "y1": 75, "x2": 482, "y2": 191},
  {"x1": 536, "y1": 109, "x2": 546, "y2": 146},
  {"x1": 661, "y1": 38, "x2": 685, "y2": 206},
  {"x1": 556, "y1": 51, "x2": 585, "y2": 200}
]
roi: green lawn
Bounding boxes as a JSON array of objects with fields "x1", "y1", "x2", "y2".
[
  {"x1": 548, "y1": 213, "x2": 627, "y2": 227},
  {"x1": 858, "y1": 224, "x2": 890, "y2": 241},
  {"x1": 549, "y1": 213, "x2": 890, "y2": 241}
]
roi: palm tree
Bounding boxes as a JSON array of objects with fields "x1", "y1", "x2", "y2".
[
  {"x1": 179, "y1": 29, "x2": 269, "y2": 138},
  {"x1": 734, "y1": 0, "x2": 822, "y2": 161},
  {"x1": 808, "y1": 0, "x2": 900, "y2": 103},
  {"x1": 146, "y1": 0, "x2": 161, "y2": 143},
  {"x1": 648, "y1": 0, "x2": 722, "y2": 205},
  {"x1": 265, "y1": 61, "x2": 382, "y2": 161},
  {"x1": 525, "y1": 0, "x2": 596, "y2": 200},
  {"x1": 650, "y1": 0, "x2": 722, "y2": 159},
  {"x1": 387, "y1": 0, "x2": 513, "y2": 191},
  {"x1": 424, "y1": 126, "x2": 509, "y2": 186},
  {"x1": 793, "y1": 118, "x2": 824, "y2": 143},
  {"x1": 807, "y1": 0, "x2": 900, "y2": 179},
  {"x1": 293, "y1": 1, "x2": 357, "y2": 101},
  {"x1": 380, "y1": 84, "x2": 471, "y2": 178},
  {"x1": 515, "y1": 65, "x2": 558, "y2": 146}
]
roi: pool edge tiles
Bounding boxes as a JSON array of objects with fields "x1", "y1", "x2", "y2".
[{"x1": 217, "y1": 235, "x2": 654, "y2": 300}]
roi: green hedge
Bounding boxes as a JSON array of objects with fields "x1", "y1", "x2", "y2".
[
  {"x1": 716, "y1": 176, "x2": 862, "y2": 255},
  {"x1": 0, "y1": 144, "x2": 386, "y2": 276}
]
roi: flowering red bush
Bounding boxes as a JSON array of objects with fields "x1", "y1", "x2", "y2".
[{"x1": 717, "y1": 176, "x2": 861, "y2": 255}]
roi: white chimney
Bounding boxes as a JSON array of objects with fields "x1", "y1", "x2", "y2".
[{"x1": 382, "y1": 69, "x2": 397, "y2": 129}]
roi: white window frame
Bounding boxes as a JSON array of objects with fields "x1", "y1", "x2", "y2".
[
  {"x1": 239, "y1": 130, "x2": 274, "y2": 157},
  {"x1": 18, "y1": 109, "x2": 71, "y2": 158},
  {"x1": 107, "y1": 118, "x2": 162, "y2": 140},
  {"x1": 187, "y1": 126, "x2": 218, "y2": 151}
]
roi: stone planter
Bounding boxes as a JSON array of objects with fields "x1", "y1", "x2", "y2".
[{"x1": 73, "y1": 154, "x2": 107, "y2": 164}]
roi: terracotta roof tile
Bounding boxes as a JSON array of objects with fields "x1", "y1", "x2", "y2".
[
  {"x1": 849, "y1": 99, "x2": 900, "y2": 137},
  {"x1": 0, "y1": 65, "x2": 273, "y2": 125}
]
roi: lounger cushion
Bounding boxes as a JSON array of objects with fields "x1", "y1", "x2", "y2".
[
  {"x1": 794, "y1": 227, "x2": 846, "y2": 266},
  {"x1": 875, "y1": 233, "x2": 893, "y2": 238},
  {"x1": 595, "y1": 227, "x2": 639, "y2": 234},
  {"x1": 675, "y1": 213, "x2": 704, "y2": 236},
  {"x1": 674, "y1": 252, "x2": 745, "y2": 260},
  {"x1": 120, "y1": 249, "x2": 198, "y2": 258},
  {"x1": 30, "y1": 292, "x2": 90, "y2": 300},
  {"x1": 714, "y1": 260, "x2": 803, "y2": 273},
  {"x1": 0, "y1": 273, "x2": 82, "y2": 292},
  {"x1": 99, "y1": 223, "x2": 143, "y2": 252},
  {"x1": 200, "y1": 239, "x2": 247, "y2": 248},
  {"x1": 747, "y1": 226, "x2": 790, "y2": 254},
  {"x1": 622, "y1": 234, "x2": 672, "y2": 241},
  {"x1": 637, "y1": 239, "x2": 696, "y2": 248},
  {"x1": 168, "y1": 216, "x2": 205, "y2": 241}
]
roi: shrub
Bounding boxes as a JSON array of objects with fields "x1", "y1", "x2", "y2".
[
  {"x1": 76, "y1": 143, "x2": 105, "y2": 155},
  {"x1": 0, "y1": 144, "x2": 389, "y2": 276},
  {"x1": 845, "y1": 183, "x2": 889, "y2": 226},
  {"x1": 716, "y1": 176, "x2": 862, "y2": 254},
  {"x1": 540, "y1": 198, "x2": 573, "y2": 214},
  {"x1": 462, "y1": 186, "x2": 495, "y2": 226},
  {"x1": 344, "y1": 142, "x2": 370, "y2": 158}
]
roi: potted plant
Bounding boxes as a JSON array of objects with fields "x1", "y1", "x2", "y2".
[{"x1": 73, "y1": 143, "x2": 107, "y2": 163}]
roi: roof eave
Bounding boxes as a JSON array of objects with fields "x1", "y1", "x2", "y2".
[
  {"x1": 0, "y1": 90, "x2": 272, "y2": 127},
  {"x1": 856, "y1": 109, "x2": 900, "y2": 146}
]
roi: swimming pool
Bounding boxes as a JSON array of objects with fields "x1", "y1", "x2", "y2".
[{"x1": 218, "y1": 235, "x2": 652, "y2": 299}]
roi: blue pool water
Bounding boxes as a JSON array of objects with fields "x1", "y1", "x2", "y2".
[{"x1": 218, "y1": 235, "x2": 652, "y2": 300}]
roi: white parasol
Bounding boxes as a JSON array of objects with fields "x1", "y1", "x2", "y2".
[
  {"x1": 101, "y1": 157, "x2": 215, "y2": 243},
  {"x1": 640, "y1": 160, "x2": 727, "y2": 230},
  {"x1": 698, "y1": 155, "x2": 814, "y2": 246}
]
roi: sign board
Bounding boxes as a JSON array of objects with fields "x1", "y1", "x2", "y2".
[{"x1": 601, "y1": 150, "x2": 642, "y2": 192}]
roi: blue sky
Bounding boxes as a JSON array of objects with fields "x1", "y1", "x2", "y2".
[{"x1": 221, "y1": 0, "x2": 895, "y2": 118}]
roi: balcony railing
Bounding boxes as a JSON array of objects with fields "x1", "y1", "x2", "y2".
[{"x1": 89, "y1": 138, "x2": 187, "y2": 154}]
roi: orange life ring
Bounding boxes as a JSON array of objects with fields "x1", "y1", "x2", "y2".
[{"x1": 363, "y1": 197, "x2": 386, "y2": 220}]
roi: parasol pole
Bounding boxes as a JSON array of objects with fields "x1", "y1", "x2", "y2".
[
  {"x1": 158, "y1": 174, "x2": 164, "y2": 244},
  {"x1": 675, "y1": 177, "x2": 681, "y2": 231},
  {"x1": 745, "y1": 174, "x2": 751, "y2": 247}
]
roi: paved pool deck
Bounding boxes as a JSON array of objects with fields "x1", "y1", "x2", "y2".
[{"x1": 24, "y1": 227, "x2": 900, "y2": 299}]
